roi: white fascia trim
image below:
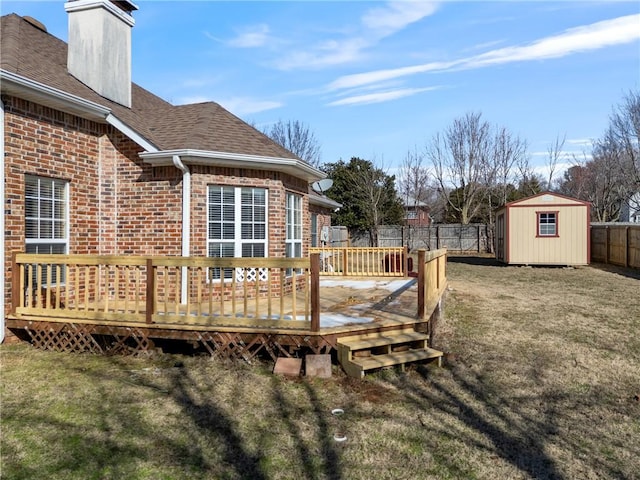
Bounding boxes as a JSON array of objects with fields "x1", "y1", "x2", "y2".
[
  {"x1": 0, "y1": 70, "x2": 110, "y2": 121},
  {"x1": 1, "y1": 70, "x2": 157, "y2": 152},
  {"x1": 140, "y1": 149, "x2": 325, "y2": 181},
  {"x1": 64, "y1": 0, "x2": 137, "y2": 27},
  {"x1": 106, "y1": 114, "x2": 158, "y2": 152},
  {"x1": 310, "y1": 195, "x2": 342, "y2": 210}
]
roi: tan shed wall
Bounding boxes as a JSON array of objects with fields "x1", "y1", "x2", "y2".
[{"x1": 507, "y1": 205, "x2": 589, "y2": 265}]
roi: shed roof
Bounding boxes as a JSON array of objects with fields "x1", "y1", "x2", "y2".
[{"x1": 497, "y1": 191, "x2": 591, "y2": 211}]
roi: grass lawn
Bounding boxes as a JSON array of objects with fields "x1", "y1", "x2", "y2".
[{"x1": 2, "y1": 257, "x2": 639, "y2": 479}]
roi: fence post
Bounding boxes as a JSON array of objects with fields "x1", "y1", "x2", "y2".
[
  {"x1": 625, "y1": 226, "x2": 630, "y2": 268},
  {"x1": 310, "y1": 253, "x2": 320, "y2": 332},
  {"x1": 145, "y1": 258, "x2": 154, "y2": 324},
  {"x1": 403, "y1": 245, "x2": 409, "y2": 278},
  {"x1": 605, "y1": 226, "x2": 610, "y2": 265},
  {"x1": 417, "y1": 249, "x2": 426, "y2": 319}
]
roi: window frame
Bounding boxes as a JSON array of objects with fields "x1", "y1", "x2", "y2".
[
  {"x1": 286, "y1": 192, "x2": 303, "y2": 275},
  {"x1": 536, "y1": 211, "x2": 559, "y2": 238},
  {"x1": 310, "y1": 213, "x2": 318, "y2": 248},
  {"x1": 24, "y1": 175, "x2": 69, "y2": 286},
  {"x1": 206, "y1": 185, "x2": 268, "y2": 280}
]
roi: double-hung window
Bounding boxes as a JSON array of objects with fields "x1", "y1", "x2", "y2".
[
  {"x1": 537, "y1": 211, "x2": 558, "y2": 237},
  {"x1": 286, "y1": 193, "x2": 303, "y2": 275},
  {"x1": 207, "y1": 186, "x2": 267, "y2": 279},
  {"x1": 25, "y1": 175, "x2": 68, "y2": 285}
]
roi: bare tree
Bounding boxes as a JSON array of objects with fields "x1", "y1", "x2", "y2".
[
  {"x1": 427, "y1": 112, "x2": 492, "y2": 224},
  {"x1": 263, "y1": 119, "x2": 322, "y2": 167},
  {"x1": 546, "y1": 133, "x2": 566, "y2": 191},
  {"x1": 427, "y1": 112, "x2": 526, "y2": 224}
]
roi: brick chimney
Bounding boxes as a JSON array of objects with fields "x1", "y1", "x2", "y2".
[{"x1": 65, "y1": 0, "x2": 138, "y2": 107}]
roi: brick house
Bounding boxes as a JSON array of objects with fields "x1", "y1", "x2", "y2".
[
  {"x1": 403, "y1": 196, "x2": 432, "y2": 226},
  {"x1": 1, "y1": 2, "x2": 339, "y2": 341}
]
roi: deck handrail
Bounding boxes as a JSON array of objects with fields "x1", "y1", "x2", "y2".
[
  {"x1": 11, "y1": 253, "x2": 321, "y2": 331},
  {"x1": 309, "y1": 246, "x2": 409, "y2": 276}
]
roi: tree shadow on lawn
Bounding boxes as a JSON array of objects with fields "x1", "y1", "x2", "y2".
[
  {"x1": 383, "y1": 364, "x2": 633, "y2": 480},
  {"x1": 589, "y1": 262, "x2": 640, "y2": 281}
]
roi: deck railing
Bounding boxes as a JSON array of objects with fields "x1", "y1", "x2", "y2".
[
  {"x1": 11, "y1": 253, "x2": 321, "y2": 331},
  {"x1": 416, "y1": 248, "x2": 448, "y2": 320},
  {"x1": 309, "y1": 246, "x2": 409, "y2": 276}
]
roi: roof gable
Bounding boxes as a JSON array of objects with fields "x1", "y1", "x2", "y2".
[
  {"x1": 499, "y1": 191, "x2": 591, "y2": 210},
  {"x1": 0, "y1": 13, "x2": 300, "y2": 161}
]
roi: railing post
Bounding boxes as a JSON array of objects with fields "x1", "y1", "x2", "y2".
[
  {"x1": 310, "y1": 253, "x2": 320, "y2": 332},
  {"x1": 342, "y1": 249, "x2": 348, "y2": 276},
  {"x1": 11, "y1": 252, "x2": 21, "y2": 313},
  {"x1": 417, "y1": 249, "x2": 426, "y2": 319},
  {"x1": 145, "y1": 258, "x2": 154, "y2": 324}
]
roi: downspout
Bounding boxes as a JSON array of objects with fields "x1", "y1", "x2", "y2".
[
  {"x1": 172, "y1": 154, "x2": 190, "y2": 304},
  {"x1": 1, "y1": 99, "x2": 5, "y2": 343}
]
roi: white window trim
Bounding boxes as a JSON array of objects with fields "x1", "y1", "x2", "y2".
[
  {"x1": 207, "y1": 185, "x2": 268, "y2": 281},
  {"x1": 25, "y1": 175, "x2": 69, "y2": 287},
  {"x1": 286, "y1": 193, "x2": 303, "y2": 257}
]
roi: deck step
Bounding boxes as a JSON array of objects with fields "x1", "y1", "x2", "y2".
[
  {"x1": 337, "y1": 330, "x2": 443, "y2": 378},
  {"x1": 353, "y1": 348, "x2": 443, "y2": 370},
  {"x1": 338, "y1": 331, "x2": 429, "y2": 351}
]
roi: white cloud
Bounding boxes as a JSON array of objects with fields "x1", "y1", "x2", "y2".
[
  {"x1": 328, "y1": 14, "x2": 640, "y2": 90},
  {"x1": 465, "y1": 14, "x2": 640, "y2": 68},
  {"x1": 327, "y1": 87, "x2": 439, "y2": 106},
  {"x1": 217, "y1": 97, "x2": 283, "y2": 115},
  {"x1": 362, "y1": 1, "x2": 439, "y2": 35},
  {"x1": 228, "y1": 24, "x2": 271, "y2": 48},
  {"x1": 328, "y1": 61, "x2": 459, "y2": 90},
  {"x1": 273, "y1": 1, "x2": 439, "y2": 70}
]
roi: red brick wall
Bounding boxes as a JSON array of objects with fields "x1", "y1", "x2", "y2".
[{"x1": 3, "y1": 96, "x2": 315, "y2": 334}]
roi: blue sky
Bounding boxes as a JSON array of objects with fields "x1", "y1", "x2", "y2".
[{"x1": 3, "y1": 1, "x2": 640, "y2": 179}]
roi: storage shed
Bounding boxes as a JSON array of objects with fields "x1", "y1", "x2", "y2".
[{"x1": 495, "y1": 192, "x2": 590, "y2": 266}]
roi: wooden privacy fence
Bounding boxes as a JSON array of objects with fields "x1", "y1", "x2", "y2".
[
  {"x1": 416, "y1": 249, "x2": 448, "y2": 320},
  {"x1": 591, "y1": 224, "x2": 640, "y2": 269},
  {"x1": 309, "y1": 246, "x2": 409, "y2": 276},
  {"x1": 11, "y1": 253, "x2": 320, "y2": 331}
]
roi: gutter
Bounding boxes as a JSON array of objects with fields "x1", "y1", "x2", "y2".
[
  {"x1": 140, "y1": 149, "x2": 325, "y2": 182},
  {"x1": 0, "y1": 70, "x2": 110, "y2": 121},
  {"x1": 172, "y1": 155, "x2": 190, "y2": 304}
]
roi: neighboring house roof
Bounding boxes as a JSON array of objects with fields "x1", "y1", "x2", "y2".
[
  {"x1": 402, "y1": 195, "x2": 430, "y2": 208},
  {"x1": 1, "y1": 13, "x2": 321, "y2": 179}
]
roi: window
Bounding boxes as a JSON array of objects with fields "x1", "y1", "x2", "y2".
[
  {"x1": 311, "y1": 214, "x2": 318, "y2": 248},
  {"x1": 537, "y1": 211, "x2": 558, "y2": 237},
  {"x1": 207, "y1": 186, "x2": 267, "y2": 279},
  {"x1": 25, "y1": 175, "x2": 68, "y2": 285},
  {"x1": 286, "y1": 193, "x2": 302, "y2": 275}
]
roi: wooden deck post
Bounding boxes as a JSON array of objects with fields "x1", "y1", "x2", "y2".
[
  {"x1": 145, "y1": 258, "x2": 154, "y2": 324},
  {"x1": 310, "y1": 253, "x2": 320, "y2": 332},
  {"x1": 11, "y1": 252, "x2": 21, "y2": 314},
  {"x1": 417, "y1": 249, "x2": 426, "y2": 319}
]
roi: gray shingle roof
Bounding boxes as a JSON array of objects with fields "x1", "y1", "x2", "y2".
[{"x1": 1, "y1": 13, "x2": 299, "y2": 160}]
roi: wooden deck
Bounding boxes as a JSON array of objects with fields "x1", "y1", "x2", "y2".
[{"x1": 6, "y1": 248, "x2": 447, "y2": 364}]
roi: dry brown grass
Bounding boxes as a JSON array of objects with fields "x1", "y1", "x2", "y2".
[{"x1": 1, "y1": 257, "x2": 639, "y2": 479}]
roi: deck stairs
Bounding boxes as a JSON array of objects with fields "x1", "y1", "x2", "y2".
[{"x1": 337, "y1": 327, "x2": 443, "y2": 378}]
